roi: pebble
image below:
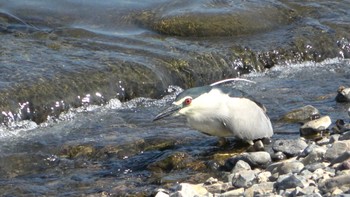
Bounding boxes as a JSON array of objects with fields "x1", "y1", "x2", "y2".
[
  {"x1": 300, "y1": 116, "x2": 332, "y2": 138},
  {"x1": 272, "y1": 139, "x2": 308, "y2": 157},
  {"x1": 280, "y1": 105, "x2": 320, "y2": 123}
]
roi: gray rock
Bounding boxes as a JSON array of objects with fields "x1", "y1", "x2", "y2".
[
  {"x1": 271, "y1": 151, "x2": 287, "y2": 161},
  {"x1": 335, "y1": 86, "x2": 350, "y2": 102},
  {"x1": 231, "y1": 160, "x2": 251, "y2": 173},
  {"x1": 301, "y1": 146, "x2": 326, "y2": 165},
  {"x1": 276, "y1": 174, "x2": 308, "y2": 190},
  {"x1": 319, "y1": 174, "x2": 350, "y2": 193},
  {"x1": 279, "y1": 160, "x2": 304, "y2": 174},
  {"x1": 231, "y1": 170, "x2": 257, "y2": 188},
  {"x1": 225, "y1": 151, "x2": 271, "y2": 170},
  {"x1": 304, "y1": 162, "x2": 327, "y2": 172},
  {"x1": 170, "y1": 183, "x2": 212, "y2": 197},
  {"x1": 329, "y1": 151, "x2": 350, "y2": 166},
  {"x1": 325, "y1": 140, "x2": 350, "y2": 161},
  {"x1": 339, "y1": 131, "x2": 350, "y2": 141},
  {"x1": 244, "y1": 182, "x2": 274, "y2": 196},
  {"x1": 280, "y1": 105, "x2": 320, "y2": 123},
  {"x1": 297, "y1": 142, "x2": 316, "y2": 159},
  {"x1": 273, "y1": 139, "x2": 308, "y2": 157},
  {"x1": 300, "y1": 116, "x2": 331, "y2": 138},
  {"x1": 266, "y1": 160, "x2": 304, "y2": 176}
]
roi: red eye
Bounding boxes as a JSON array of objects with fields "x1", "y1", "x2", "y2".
[{"x1": 184, "y1": 98, "x2": 192, "y2": 105}]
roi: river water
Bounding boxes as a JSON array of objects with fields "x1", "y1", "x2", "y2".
[{"x1": 0, "y1": 0, "x2": 350, "y2": 196}]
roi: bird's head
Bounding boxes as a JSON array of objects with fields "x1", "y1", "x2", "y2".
[{"x1": 153, "y1": 86, "x2": 213, "y2": 121}]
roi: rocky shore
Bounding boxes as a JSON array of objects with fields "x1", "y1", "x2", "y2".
[{"x1": 154, "y1": 88, "x2": 350, "y2": 197}]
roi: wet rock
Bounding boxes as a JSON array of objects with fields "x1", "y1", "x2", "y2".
[
  {"x1": 335, "y1": 86, "x2": 350, "y2": 102},
  {"x1": 244, "y1": 182, "x2": 274, "y2": 196},
  {"x1": 272, "y1": 139, "x2": 308, "y2": 157},
  {"x1": 231, "y1": 160, "x2": 251, "y2": 173},
  {"x1": 225, "y1": 151, "x2": 271, "y2": 170},
  {"x1": 171, "y1": 183, "x2": 212, "y2": 197},
  {"x1": 275, "y1": 174, "x2": 308, "y2": 190},
  {"x1": 231, "y1": 170, "x2": 257, "y2": 188},
  {"x1": 300, "y1": 116, "x2": 331, "y2": 139},
  {"x1": 301, "y1": 146, "x2": 326, "y2": 165},
  {"x1": 325, "y1": 140, "x2": 350, "y2": 161},
  {"x1": 134, "y1": 1, "x2": 296, "y2": 37},
  {"x1": 319, "y1": 174, "x2": 350, "y2": 193},
  {"x1": 280, "y1": 105, "x2": 320, "y2": 123}
]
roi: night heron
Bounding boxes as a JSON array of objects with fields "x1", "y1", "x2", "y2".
[{"x1": 153, "y1": 78, "x2": 273, "y2": 144}]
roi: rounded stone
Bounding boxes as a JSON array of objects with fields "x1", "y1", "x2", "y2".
[
  {"x1": 225, "y1": 151, "x2": 272, "y2": 170},
  {"x1": 272, "y1": 139, "x2": 308, "y2": 157},
  {"x1": 279, "y1": 161, "x2": 304, "y2": 174}
]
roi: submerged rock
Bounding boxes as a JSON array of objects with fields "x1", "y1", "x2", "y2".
[{"x1": 280, "y1": 105, "x2": 320, "y2": 123}]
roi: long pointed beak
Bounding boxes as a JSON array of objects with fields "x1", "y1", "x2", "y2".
[{"x1": 153, "y1": 104, "x2": 181, "y2": 121}]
